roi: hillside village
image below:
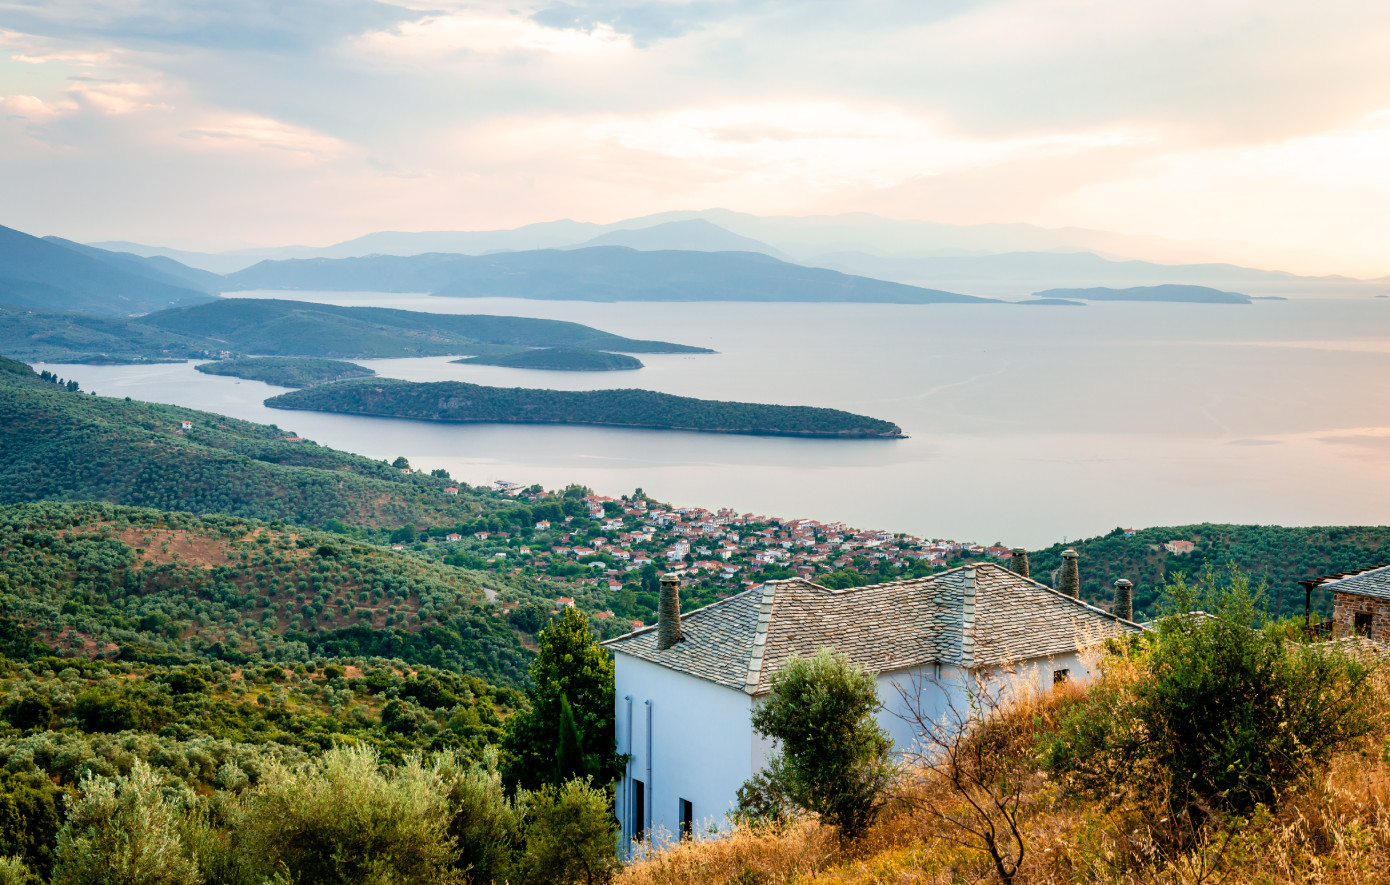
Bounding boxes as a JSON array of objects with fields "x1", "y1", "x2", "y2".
[{"x1": 402, "y1": 483, "x2": 1016, "y2": 627}]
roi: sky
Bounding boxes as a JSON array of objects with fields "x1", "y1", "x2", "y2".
[{"x1": 2, "y1": 0, "x2": 1389, "y2": 275}]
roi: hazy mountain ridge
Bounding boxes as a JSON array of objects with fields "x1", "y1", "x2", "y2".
[
  {"x1": 226, "y1": 247, "x2": 993, "y2": 304},
  {"x1": 0, "y1": 224, "x2": 215, "y2": 315}
]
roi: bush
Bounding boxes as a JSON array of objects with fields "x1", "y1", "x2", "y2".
[
  {"x1": 0, "y1": 772, "x2": 63, "y2": 878},
  {"x1": 1044, "y1": 565, "x2": 1378, "y2": 825},
  {"x1": 434, "y1": 749, "x2": 520, "y2": 885},
  {"x1": 518, "y1": 778, "x2": 618, "y2": 885},
  {"x1": 745, "y1": 648, "x2": 892, "y2": 841},
  {"x1": 239, "y1": 744, "x2": 459, "y2": 885},
  {"x1": 50, "y1": 761, "x2": 200, "y2": 885}
]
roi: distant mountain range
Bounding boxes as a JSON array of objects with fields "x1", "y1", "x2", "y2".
[
  {"x1": 1031, "y1": 285, "x2": 1252, "y2": 304},
  {"x1": 0, "y1": 224, "x2": 215, "y2": 315},
  {"x1": 225, "y1": 247, "x2": 993, "y2": 304}
]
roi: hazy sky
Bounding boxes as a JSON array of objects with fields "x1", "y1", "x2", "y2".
[{"x1": 2, "y1": 0, "x2": 1389, "y2": 273}]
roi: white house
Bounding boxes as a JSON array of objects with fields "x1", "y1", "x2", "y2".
[{"x1": 602, "y1": 562, "x2": 1142, "y2": 844}]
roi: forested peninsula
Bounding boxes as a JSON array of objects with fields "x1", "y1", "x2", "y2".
[
  {"x1": 453, "y1": 347, "x2": 643, "y2": 371},
  {"x1": 195, "y1": 356, "x2": 375, "y2": 387},
  {"x1": 265, "y1": 378, "x2": 906, "y2": 438}
]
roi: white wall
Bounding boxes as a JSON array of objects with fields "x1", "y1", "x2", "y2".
[
  {"x1": 613, "y1": 648, "x2": 1096, "y2": 844},
  {"x1": 614, "y1": 655, "x2": 756, "y2": 844}
]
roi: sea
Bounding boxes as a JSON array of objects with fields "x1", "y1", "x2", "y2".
[{"x1": 39, "y1": 291, "x2": 1390, "y2": 548}]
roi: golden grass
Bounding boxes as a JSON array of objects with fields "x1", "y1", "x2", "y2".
[{"x1": 617, "y1": 667, "x2": 1390, "y2": 885}]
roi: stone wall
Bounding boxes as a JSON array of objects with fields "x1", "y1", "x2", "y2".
[{"x1": 1331, "y1": 592, "x2": 1390, "y2": 641}]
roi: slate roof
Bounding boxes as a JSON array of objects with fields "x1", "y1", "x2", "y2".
[
  {"x1": 1319, "y1": 565, "x2": 1390, "y2": 601},
  {"x1": 601, "y1": 562, "x2": 1144, "y2": 695}
]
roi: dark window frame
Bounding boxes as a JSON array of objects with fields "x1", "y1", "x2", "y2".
[
  {"x1": 632, "y1": 779, "x2": 646, "y2": 842},
  {"x1": 1355, "y1": 612, "x2": 1373, "y2": 637},
  {"x1": 679, "y1": 798, "x2": 693, "y2": 840}
]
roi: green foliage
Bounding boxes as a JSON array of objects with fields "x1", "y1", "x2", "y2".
[
  {"x1": 0, "y1": 358, "x2": 510, "y2": 528},
  {"x1": 434, "y1": 749, "x2": 520, "y2": 885},
  {"x1": 1043, "y1": 565, "x2": 1378, "y2": 822},
  {"x1": 501, "y1": 608, "x2": 619, "y2": 791},
  {"x1": 454, "y1": 347, "x2": 643, "y2": 372},
  {"x1": 265, "y1": 378, "x2": 905, "y2": 439},
  {"x1": 1029, "y1": 523, "x2": 1390, "y2": 620},
  {"x1": 517, "y1": 778, "x2": 618, "y2": 885},
  {"x1": 238, "y1": 745, "x2": 459, "y2": 885},
  {"x1": 195, "y1": 357, "x2": 375, "y2": 389},
  {"x1": 0, "y1": 856, "x2": 39, "y2": 885},
  {"x1": 0, "y1": 772, "x2": 63, "y2": 878},
  {"x1": 51, "y1": 761, "x2": 201, "y2": 885},
  {"x1": 746, "y1": 648, "x2": 893, "y2": 840}
]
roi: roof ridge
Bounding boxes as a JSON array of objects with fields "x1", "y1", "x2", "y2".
[{"x1": 743, "y1": 580, "x2": 779, "y2": 695}]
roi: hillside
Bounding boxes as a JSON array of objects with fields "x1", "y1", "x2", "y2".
[
  {"x1": 195, "y1": 356, "x2": 376, "y2": 387},
  {"x1": 265, "y1": 378, "x2": 907, "y2": 438},
  {"x1": 1031, "y1": 284, "x2": 1252, "y2": 303},
  {"x1": 0, "y1": 223, "x2": 214, "y2": 315},
  {"x1": 454, "y1": 348, "x2": 643, "y2": 371},
  {"x1": 0, "y1": 303, "x2": 218, "y2": 363},
  {"x1": 1027, "y1": 523, "x2": 1390, "y2": 620},
  {"x1": 225, "y1": 246, "x2": 992, "y2": 304},
  {"x1": 141, "y1": 298, "x2": 709, "y2": 357},
  {"x1": 0, "y1": 355, "x2": 505, "y2": 528},
  {"x1": 0, "y1": 501, "x2": 531, "y2": 684}
]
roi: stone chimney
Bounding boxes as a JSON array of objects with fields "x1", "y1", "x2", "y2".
[
  {"x1": 1112, "y1": 579, "x2": 1133, "y2": 622},
  {"x1": 1009, "y1": 548, "x2": 1030, "y2": 578},
  {"x1": 1058, "y1": 549, "x2": 1080, "y2": 598},
  {"x1": 657, "y1": 573, "x2": 683, "y2": 650}
]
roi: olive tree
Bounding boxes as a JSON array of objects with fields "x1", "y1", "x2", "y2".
[{"x1": 745, "y1": 648, "x2": 892, "y2": 840}]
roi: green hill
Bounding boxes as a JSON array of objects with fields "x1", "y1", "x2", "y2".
[
  {"x1": 265, "y1": 378, "x2": 907, "y2": 438},
  {"x1": 141, "y1": 298, "x2": 710, "y2": 357},
  {"x1": 454, "y1": 347, "x2": 643, "y2": 371},
  {"x1": 0, "y1": 501, "x2": 531, "y2": 684},
  {"x1": 1028, "y1": 523, "x2": 1390, "y2": 621},
  {"x1": 196, "y1": 356, "x2": 375, "y2": 387},
  {"x1": 0, "y1": 355, "x2": 500, "y2": 527},
  {"x1": 0, "y1": 303, "x2": 217, "y2": 363}
]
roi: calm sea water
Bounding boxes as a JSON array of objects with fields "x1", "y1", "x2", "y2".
[{"x1": 39, "y1": 292, "x2": 1390, "y2": 548}]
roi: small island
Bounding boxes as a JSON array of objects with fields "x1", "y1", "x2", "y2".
[
  {"x1": 196, "y1": 357, "x2": 376, "y2": 388},
  {"x1": 264, "y1": 378, "x2": 905, "y2": 439},
  {"x1": 452, "y1": 347, "x2": 644, "y2": 372},
  {"x1": 1032, "y1": 284, "x2": 1251, "y2": 304}
]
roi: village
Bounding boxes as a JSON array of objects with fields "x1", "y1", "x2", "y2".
[{"x1": 406, "y1": 482, "x2": 1023, "y2": 629}]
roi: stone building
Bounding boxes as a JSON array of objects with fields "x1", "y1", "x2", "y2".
[{"x1": 1320, "y1": 565, "x2": 1390, "y2": 641}]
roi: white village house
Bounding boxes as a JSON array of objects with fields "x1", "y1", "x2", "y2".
[{"x1": 601, "y1": 559, "x2": 1143, "y2": 843}]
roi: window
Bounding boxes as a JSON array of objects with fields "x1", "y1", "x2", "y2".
[
  {"x1": 679, "y1": 798, "x2": 694, "y2": 840},
  {"x1": 1355, "y1": 612, "x2": 1373, "y2": 637},
  {"x1": 632, "y1": 780, "x2": 646, "y2": 842},
  {"x1": 1052, "y1": 668, "x2": 1070, "y2": 685}
]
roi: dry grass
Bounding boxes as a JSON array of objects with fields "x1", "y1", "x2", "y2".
[{"x1": 617, "y1": 665, "x2": 1390, "y2": 885}]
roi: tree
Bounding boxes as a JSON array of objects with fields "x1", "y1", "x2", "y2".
[
  {"x1": 517, "y1": 778, "x2": 618, "y2": 885},
  {"x1": 501, "y1": 607, "x2": 620, "y2": 791},
  {"x1": 51, "y1": 762, "x2": 201, "y2": 885},
  {"x1": 391, "y1": 457, "x2": 410, "y2": 470},
  {"x1": 745, "y1": 648, "x2": 892, "y2": 841}
]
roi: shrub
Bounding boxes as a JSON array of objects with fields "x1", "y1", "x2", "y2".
[
  {"x1": 50, "y1": 761, "x2": 200, "y2": 885},
  {"x1": 745, "y1": 648, "x2": 892, "y2": 841},
  {"x1": 0, "y1": 772, "x2": 63, "y2": 878},
  {"x1": 1044, "y1": 565, "x2": 1378, "y2": 825},
  {"x1": 434, "y1": 749, "x2": 520, "y2": 885},
  {"x1": 518, "y1": 777, "x2": 618, "y2": 885},
  {"x1": 239, "y1": 744, "x2": 459, "y2": 885}
]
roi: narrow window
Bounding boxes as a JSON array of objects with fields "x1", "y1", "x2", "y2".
[
  {"x1": 1355, "y1": 612, "x2": 1373, "y2": 637},
  {"x1": 1052, "y1": 668, "x2": 1070, "y2": 685},
  {"x1": 632, "y1": 780, "x2": 646, "y2": 842},
  {"x1": 679, "y1": 798, "x2": 694, "y2": 840}
]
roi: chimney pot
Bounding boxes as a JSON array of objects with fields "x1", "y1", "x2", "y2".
[
  {"x1": 1009, "y1": 548, "x2": 1030, "y2": 578},
  {"x1": 657, "y1": 573, "x2": 682, "y2": 650},
  {"x1": 1113, "y1": 578, "x2": 1134, "y2": 622},
  {"x1": 1058, "y1": 548, "x2": 1080, "y2": 598}
]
